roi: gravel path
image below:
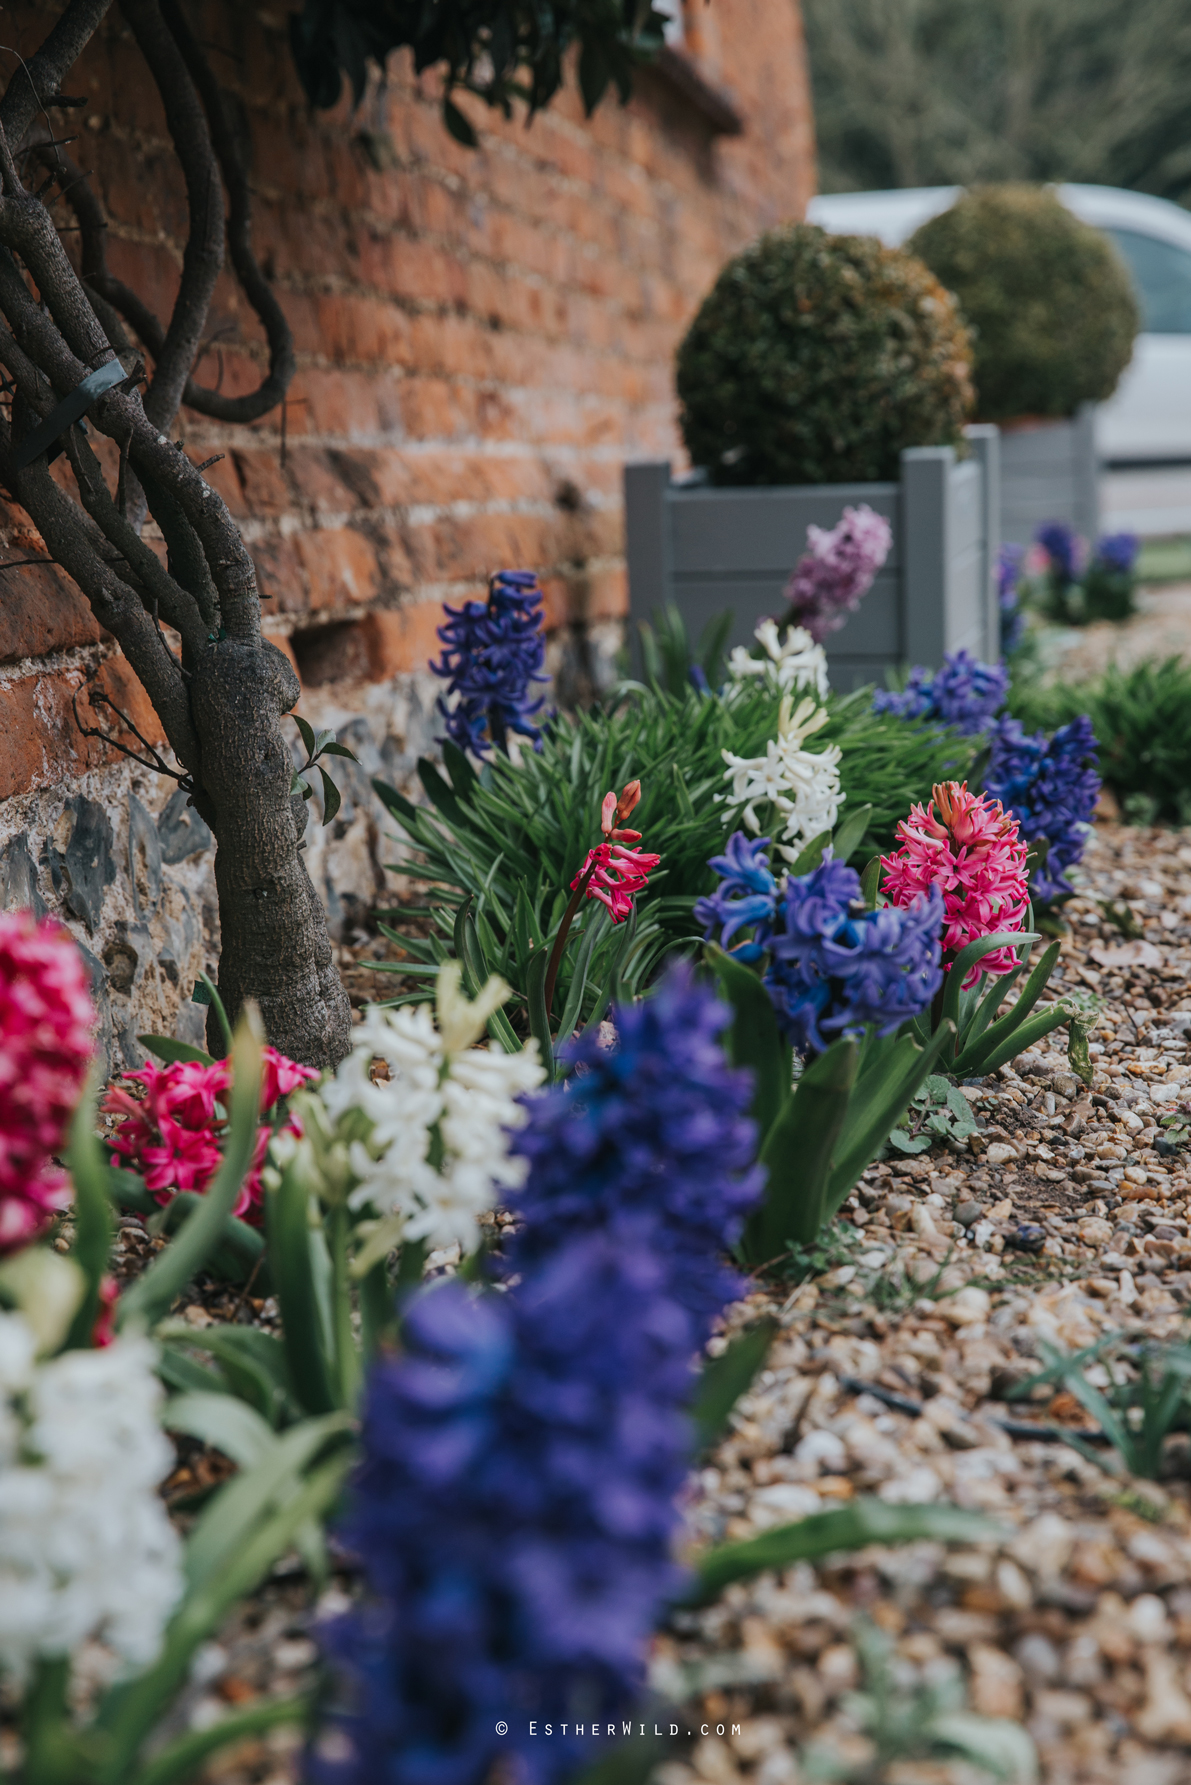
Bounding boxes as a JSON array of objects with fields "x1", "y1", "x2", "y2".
[{"x1": 666, "y1": 822, "x2": 1191, "y2": 1785}]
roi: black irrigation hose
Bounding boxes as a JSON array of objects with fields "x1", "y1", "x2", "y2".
[{"x1": 840, "y1": 1375, "x2": 1112, "y2": 1447}]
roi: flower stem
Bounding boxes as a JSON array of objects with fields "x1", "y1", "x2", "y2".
[
  {"x1": 327, "y1": 1201, "x2": 359, "y2": 1410},
  {"x1": 543, "y1": 858, "x2": 599, "y2": 1019}
]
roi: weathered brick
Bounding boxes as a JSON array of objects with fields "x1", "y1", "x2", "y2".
[
  {"x1": 360, "y1": 603, "x2": 446, "y2": 679},
  {"x1": 295, "y1": 528, "x2": 381, "y2": 612},
  {"x1": 0, "y1": 568, "x2": 102, "y2": 664}
]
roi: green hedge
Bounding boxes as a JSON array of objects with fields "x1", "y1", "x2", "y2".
[
  {"x1": 676, "y1": 224, "x2": 974, "y2": 486},
  {"x1": 909, "y1": 185, "x2": 1138, "y2": 422}
]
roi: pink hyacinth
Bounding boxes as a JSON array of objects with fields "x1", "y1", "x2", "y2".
[
  {"x1": 0, "y1": 910, "x2": 95, "y2": 1254},
  {"x1": 880, "y1": 781, "x2": 1029, "y2": 985},
  {"x1": 785, "y1": 503, "x2": 893, "y2": 643},
  {"x1": 106, "y1": 1044, "x2": 317, "y2": 1226},
  {"x1": 571, "y1": 841, "x2": 661, "y2": 924}
]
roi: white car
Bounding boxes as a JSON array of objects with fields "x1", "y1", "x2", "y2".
[{"x1": 807, "y1": 183, "x2": 1191, "y2": 470}]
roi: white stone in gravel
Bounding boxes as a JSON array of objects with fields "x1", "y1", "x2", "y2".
[
  {"x1": 1009, "y1": 1512, "x2": 1075, "y2": 1580},
  {"x1": 878, "y1": 1464, "x2": 942, "y2": 1503},
  {"x1": 1129, "y1": 1593, "x2": 1173, "y2": 1643},
  {"x1": 939, "y1": 1286, "x2": 990, "y2": 1326},
  {"x1": 791, "y1": 1430, "x2": 848, "y2": 1478},
  {"x1": 985, "y1": 1142, "x2": 1019, "y2": 1165},
  {"x1": 749, "y1": 1483, "x2": 823, "y2": 1526},
  {"x1": 1136, "y1": 1649, "x2": 1191, "y2": 1744}
]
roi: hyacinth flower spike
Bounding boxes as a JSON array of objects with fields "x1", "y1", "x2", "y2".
[
  {"x1": 431, "y1": 568, "x2": 548, "y2": 758},
  {"x1": 541, "y1": 780, "x2": 660, "y2": 1019}
]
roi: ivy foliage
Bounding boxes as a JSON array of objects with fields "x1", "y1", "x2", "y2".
[{"x1": 289, "y1": 0, "x2": 666, "y2": 137}]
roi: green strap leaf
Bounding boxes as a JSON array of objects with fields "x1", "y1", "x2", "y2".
[
  {"x1": 117, "y1": 1013, "x2": 263, "y2": 1331},
  {"x1": 128, "y1": 1695, "x2": 310, "y2": 1785},
  {"x1": 830, "y1": 800, "x2": 873, "y2": 863},
  {"x1": 691, "y1": 1318, "x2": 777, "y2": 1452},
  {"x1": 525, "y1": 946, "x2": 555, "y2": 1082},
  {"x1": 687, "y1": 1499, "x2": 999, "y2": 1605},
  {"x1": 744, "y1": 1037, "x2": 858, "y2": 1262},
  {"x1": 941, "y1": 930, "x2": 1040, "y2": 1034},
  {"x1": 704, "y1": 945, "x2": 790, "y2": 1143},
  {"x1": 951, "y1": 940, "x2": 1061, "y2": 1076},
  {"x1": 266, "y1": 1159, "x2": 338, "y2": 1417},
  {"x1": 163, "y1": 1391, "x2": 277, "y2": 1470},
  {"x1": 823, "y1": 1019, "x2": 956, "y2": 1218},
  {"x1": 63, "y1": 1075, "x2": 115, "y2": 1350}
]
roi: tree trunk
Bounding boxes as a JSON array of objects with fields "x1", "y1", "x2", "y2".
[{"x1": 189, "y1": 636, "x2": 351, "y2": 1070}]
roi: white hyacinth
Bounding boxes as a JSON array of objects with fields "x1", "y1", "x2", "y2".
[
  {"x1": 0, "y1": 1319, "x2": 182, "y2": 1680},
  {"x1": 720, "y1": 693, "x2": 845, "y2": 861},
  {"x1": 321, "y1": 963, "x2": 544, "y2": 1255},
  {"x1": 726, "y1": 618, "x2": 829, "y2": 700}
]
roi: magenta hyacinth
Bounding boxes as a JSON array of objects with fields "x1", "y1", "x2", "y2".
[{"x1": 0, "y1": 910, "x2": 95, "y2": 1253}]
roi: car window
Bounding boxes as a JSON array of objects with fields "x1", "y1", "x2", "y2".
[{"x1": 1106, "y1": 227, "x2": 1191, "y2": 334}]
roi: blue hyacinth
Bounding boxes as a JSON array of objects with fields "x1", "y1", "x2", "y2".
[
  {"x1": 985, "y1": 714, "x2": 1100, "y2": 904},
  {"x1": 871, "y1": 649, "x2": 1008, "y2": 736},
  {"x1": 1093, "y1": 532, "x2": 1139, "y2": 576},
  {"x1": 765, "y1": 856, "x2": 944, "y2": 1054},
  {"x1": 432, "y1": 569, "x2": 548, "y2": 757},
  {"x1": 694, "y1": 831, "x2": 779, "y2": 962},
  {"x1": 697, "y1": 841, "x2": 944, "y2": 1056},
  {"x1": 311, "y1": 967, "x2": 764, "y2": 1785},
  {"x1": 508, "y1": 965, "x2": 764, "y2": 1341},
  {"x1": 1037, "y1": 521, "x2": 1080, "y2": 585},
  {"x1": 998, "y1": 544, "x2": 1027, "y2": 656},
  {"x1": 310, "y1": 1234, "x2": 693, "y2": 1785}
]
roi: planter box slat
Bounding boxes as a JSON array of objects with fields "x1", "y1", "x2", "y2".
[
  {"x1": 1000, "y1": 404, "x2": 1098, "y2": 546},
  {"x1": 625, "y1": 427, "x2": 1001, "y2": 693}
]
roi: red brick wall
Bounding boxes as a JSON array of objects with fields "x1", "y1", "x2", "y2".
[{"x1": 0, "y1": 0, "x2": 814, "y2": 794}]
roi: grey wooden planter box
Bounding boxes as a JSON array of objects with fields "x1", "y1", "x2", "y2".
[
  {"x1": 999, "y1": 403, "x2": 1099, "y2": 549},
  {"x1": 624, "y1": 426, "x2": 1001, "y2": 693}
]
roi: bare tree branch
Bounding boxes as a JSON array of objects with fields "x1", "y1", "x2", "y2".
[
  {"x1": 117, "y1": 0, "x2": 224, "y2": 430},
  {"x1": 157, "y1": 0, "x2": 295, "y2": 423},
  {"x1": 0, "y1": 0, "x2": 114, "y2": 147}
]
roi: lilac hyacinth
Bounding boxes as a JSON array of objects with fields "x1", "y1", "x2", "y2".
[
  {"x1": 508, "y1": 965, "x2": 764, "y2": 1342},
  {"x1": 694, "y1": 831, "x2": 778, "y2": 962},
  {"x1": 872, "y1": 650, "x2": 1008, "y2": 736},
  {"x1": 310, "y1": 1233, "x2": 693, "y2": 1785},
  {"x1": 985, "y1": 714, "x2": 1100, "y2": 903},
  {"x1": 998, "y1": 543, "x2": 1027, "y2": 655},
  {"x1": 1093, "y1": 532, "x2": 1139, "y2": 576},
  {"x1": 1036, "y1": 521, "x2": 1082, "y2": 585},
  {"x1": 432, "y1": 569, "x2": 548, "y2": 758},
  {"x1": 764, "y1": 856, "x2": 944, "y2": 1054},
  {"x1": 784, "y1": 503, "x2": 892, "y2": 643}
]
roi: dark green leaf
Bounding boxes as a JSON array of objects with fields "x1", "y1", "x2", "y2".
[
  {"x1": 525, "y1": 945, "x2": 555, "y2": 1082},
  {"x1": 317, "y1": 765, "x2": 341, "y2": 825},
  {"x1": 705, "y1": 945, "x2": 790, "y2": 1143},
  {"x1": 1068, "y1": 1017, "x2": 1093, "y2": 1086},
  {"x1": 293, "y1": 714, "x2": 316, "y2": 758},
  {"x1": 788, "y1": 828, "x2": 833, "y2": 876},
  {"x1": 318, "y1": 740, "x2": 359, "y2": 761},
  {"x1": 442, "y1": 94, "x2": 479, "y2": 146},
  {"x1": 687, "y1": 1499, "x2": 999, "y2": 1605},
  {"x1": 63, "y1": 1079, "x2": 114, "y2": 1350},
  {"x1": 692, "y1": 1319, "x2": 777, "y2": 1452},
  {"x1": 266, "y1": 1160, "x2": 338, "y2": 1416},
  {"x1": 830, "y1": 801, "x2": 873, "y2": 863},
  {"x1": 744, "y1": 1038, "x2": 857, "y2": 1261}
]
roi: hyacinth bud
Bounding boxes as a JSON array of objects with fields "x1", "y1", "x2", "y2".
[
  {"x1": 614, "y1": 779, "x2": 641, "y2": 823},
  {"x1": 599, "y1": 790, "x2": 618, "y2": 836}
]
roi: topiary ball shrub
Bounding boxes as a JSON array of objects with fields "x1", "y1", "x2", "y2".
[
  {"x1": 675, "y1": 224, "x2": 974, "y2": 487},
  {"x1": 908, "y1": 185, "x2": 1139, "y2": 424}
]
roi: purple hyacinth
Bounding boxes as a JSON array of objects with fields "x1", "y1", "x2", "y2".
[
  {"x1": 1093, "y1": 532, "x2": 1139, "y2": 576},
  {"x1": 872, "y1": 650, "x2": 1008, "y2": 736},
  {"x1": 694, "y1": 831, "x2": 778, "y2": 962},
  {"x1": 784, "y1": 503, "x2": 892, "y2": 643},
  {"x1": 432, "y1": 569, "x2": 548, "y2": 758},
  {"x1": 998, "y1": 544, "x2": 1027, "y2": 655},
  {"x1": 1036, "y1": 522, "x2": 1082, "y2": 586},
  {"x1": 507, "y1": 965, "x2": 764, "y2": 1342},
  {"x1": 985, "y1": 714, "x2": 1100, "y2": 904},
  {"x1": 763, "y1": 854, "x2": 944, "y2": 1055},
  {"x1": 310, "y1": 1234, "x2": 693, "y2": 1785}
]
